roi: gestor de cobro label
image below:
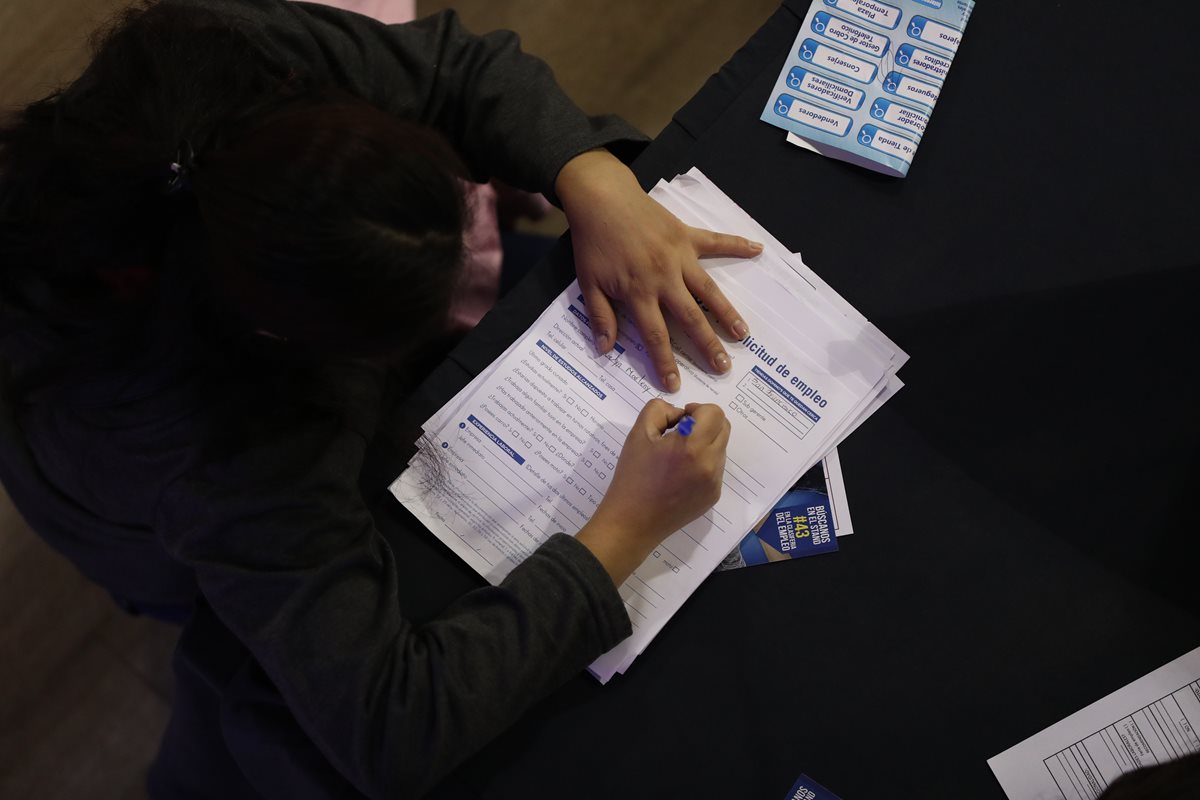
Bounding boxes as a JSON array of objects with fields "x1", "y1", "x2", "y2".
[{"x1": 760, "y1": 0, "x2": 974, "y2": 177}]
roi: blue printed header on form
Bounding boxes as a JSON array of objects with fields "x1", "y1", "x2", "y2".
[
  {"x1": 535, "y1": 340, "x2": 606, "y2": 400},
  {"x1": 466, "y1": 414, "x2": 525, "y2": 465},
  {"x1": 761, "y1": 0, "x2": 974, "y2": 176}
]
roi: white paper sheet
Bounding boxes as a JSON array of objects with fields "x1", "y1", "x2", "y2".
[
  {"x1": 394, "y1": 170, "x2": 906, "y2": 682},
  {"x1": 989, "y1": 645, "x2": 1200, "y2": 799},
  {"x1": 821, "y1": 447, "x2": 854, "y2": 537},
  {"x1": 394, "y1": 276, "x2": 881, "y2": 682}
]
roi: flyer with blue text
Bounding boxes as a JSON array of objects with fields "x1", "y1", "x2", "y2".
[
  {"x1": 717, "y1": 461, "x2": 840, "y2": 571},
  {"x1": 761, "y1": 0, "x2": 974, "y2": 176}
]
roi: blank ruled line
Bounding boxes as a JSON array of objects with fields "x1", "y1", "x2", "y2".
[
  {"x1": 726, "y1": 457, "x2": 765, "y2": 488},
  {"x1": 658, "y1": 543, "x2": 693, "y2": 570},
  {"x1": 632, "y1": 573, "x2": 665, "y2": 601},
  {"x1": 624, "y1": 583, "x2": 658, "y2": 609}
]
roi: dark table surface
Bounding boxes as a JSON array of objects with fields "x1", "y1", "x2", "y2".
[{"x1": 380, "y1": 2, "x2": 1200, "y2": 796}]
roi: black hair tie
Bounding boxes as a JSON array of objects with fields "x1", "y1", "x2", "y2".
[{"x1": 165, "y1": 139, "x2": 197, "y2": 195}]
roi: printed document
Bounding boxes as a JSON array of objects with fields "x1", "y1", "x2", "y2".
[
  {"x1": 392, "y1": 170, "x2": 906, "y2": 682},
  {"x1": 989, "y1": 645, "x2": 1200, "y2": 799}
]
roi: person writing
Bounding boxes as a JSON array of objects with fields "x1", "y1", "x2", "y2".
[{"x1": 0, "y1": 0, "x2": 749, "y2": 795}]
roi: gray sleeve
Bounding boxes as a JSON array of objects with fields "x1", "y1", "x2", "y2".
[
  {"x1": 156, "y1": 411, "x2": 631, "y2": 797},
  {"x1": 198, "y1": 0, "x2": 649, "y2": 197}
]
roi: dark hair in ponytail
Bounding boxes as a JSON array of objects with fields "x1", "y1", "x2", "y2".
[{"x1": 0, "y1": 0, "x2": 467, "y2": 391}]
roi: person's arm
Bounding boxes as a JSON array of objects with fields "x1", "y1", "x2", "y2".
[
  {"x1": 156, "y1": 407, "x2": 632, "y2": 797},
  {"x1": 202, "y1": 0, "x2": 768, "y2": 388},
  {"x1": 200, "y1": 0, "x2": 647, "y2": 195},
  {"x1": 155, "y1": 372, "x2": 728, "y2": 797},
  {"x1": 199, "y1": 0, "x2": 764, "y2": 388}
]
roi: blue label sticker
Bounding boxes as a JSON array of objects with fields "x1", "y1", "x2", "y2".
[
  {"x1": 785, "y1": 773, "x2": 842, "y2": 800},
  {"x1": 868, "y1": 96, "x2": 929, "y2": 137},
  {"x1": 822, "y1": 0, "x2": 903, "y2": 31},
  {"x1": 811, "y1": 11, "x2": 891, "y2": 58},
  {"x1": 907, "y1": 14, "x2": 963, "y2": 53},
  {"x1": 857, "y1": 123, "x2": 918, "y2": 162},
  {"x1": 773, "y1": 93, "x2": 854, "y2": 138},
  {"x1": 912, "y1": 0, "x2": 942, "y2": 7},
  {"x1": 895, "y1": 42, "x2": 952, "y2": 81},
  {"x1": 882, "y1": 70, "x2": 940, "y2": 107},
  {"x1": 798, "y1": 37, "x2": 878, "y2": 84},
  {"x1": 786, "y1": 67, "x2": 866, "y2": 111}
]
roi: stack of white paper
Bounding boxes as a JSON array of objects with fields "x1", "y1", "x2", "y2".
[
  {"x1": 990, "y1": 645, "x2": 1200, "y2": 799},
  {"x1": 390, "y1": 169, "x2": 907, "y2": 682}
]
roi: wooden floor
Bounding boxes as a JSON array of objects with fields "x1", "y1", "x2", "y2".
[{"x1": 0, "y1": 0, "x2": 776, "y2": 796}]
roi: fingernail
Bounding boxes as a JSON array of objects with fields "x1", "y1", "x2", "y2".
[
  {"x1": 665, "y1": 372, "x2": 680, "y2": 393},
  {"x1": 732, "y1": 320, "x2": 749, "y2": 338},
  {"x1": 714, "y1": 352, "x2": 731, "y2": 373},
  {"x1": 595, "y1": 333, "x2": 608, "y2": 352},
  {"x1": 749, "y1": 241, "x2": 764, "y2": 253}
]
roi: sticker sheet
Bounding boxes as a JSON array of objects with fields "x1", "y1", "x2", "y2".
[{"x1": 761, "y1": 0, "x2": 974, "y2": 176}]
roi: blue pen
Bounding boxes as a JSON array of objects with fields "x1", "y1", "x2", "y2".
[{"x1": 675, "y1": 415, "x2": 695, "y2": 437}]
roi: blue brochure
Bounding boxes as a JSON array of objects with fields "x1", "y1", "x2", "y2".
[
  {"x1": 717, "y1": 461, "x2": 839, "y2": 570},
  {"x1": 761, "y1": 0, "x2": 974, "y2": 176},
  {"x1": 786, "y1": 773, "x2": 843, "y2": 800}
]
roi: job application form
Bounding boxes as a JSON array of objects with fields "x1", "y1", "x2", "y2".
[
  {"x1": 394, "y1": 277, "x2": 885, "y2": 681},
  {"x1": 394, "y1": 168, "x2": 907, "y2": 681}
]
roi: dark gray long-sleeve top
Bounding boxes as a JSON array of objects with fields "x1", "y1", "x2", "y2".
[{"x1": 0, "y1": 0, "x2": 645, "y2": 795}]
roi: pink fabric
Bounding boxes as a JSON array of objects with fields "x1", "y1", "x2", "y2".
[
  {"x1": 302, "y1": 0, "x2": 547, "y2": 330},
  {"x1": 311, "y1": 0, "x2": 415, "y2": 25},
  {"x1": 453, "y1": 180, "x2": 502, "y2": 330}
]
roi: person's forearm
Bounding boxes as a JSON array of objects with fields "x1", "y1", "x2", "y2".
[
  {"x1": 574, "y1": 516, "x2": 654, "y2": 588},
  {"x1": 253, "y1": 1, "x2": 648, "y2": 193},
  {"x1": 555, "y1": 148, "x2": 638, "y2": 214}
]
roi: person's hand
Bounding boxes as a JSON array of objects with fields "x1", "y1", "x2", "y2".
[
  {"x1": 555, "y1": 150, "x2": 761, "y2": 393},
  {"x1": 575, "y1": 399, "x2": 730, "y2": 586}
]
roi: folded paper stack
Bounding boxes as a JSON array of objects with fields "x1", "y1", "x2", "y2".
[{"x1": 392, "y1": 169, "x2": 908, "y2": 682}]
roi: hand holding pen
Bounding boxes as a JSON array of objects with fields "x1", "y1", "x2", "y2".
[{"x1": 575, "y1": 399, "x2": 730, "y2": 586}]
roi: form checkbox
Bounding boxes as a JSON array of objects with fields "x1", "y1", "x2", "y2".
[{"x1": 536, "y1": 434, "x2": 544, "y2": 442}]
